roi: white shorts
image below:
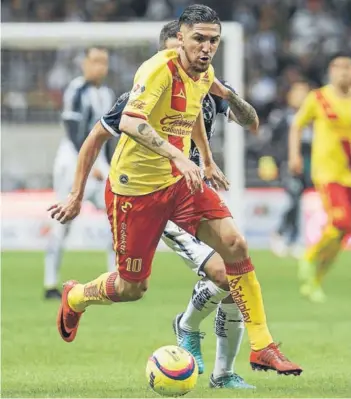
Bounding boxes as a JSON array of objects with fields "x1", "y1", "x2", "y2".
[
  {"x1": 162, "y1": 221, "x2": 215, "y2": 277},
  {"x1": 53, "y1": 138, "x2": 106, "y2": 210}
]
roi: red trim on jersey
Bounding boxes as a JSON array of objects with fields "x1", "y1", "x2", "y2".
[
  {"x1": 168, "y1": 136, "x2": 185, "y2": 177},
  {"x1": 122, "y1": 111, "x2": 147, "y2": 120},
  {"x1": 167, "y1": 60, "x2": 187, "y2": 112},
  {"x1": 315, "y1": 90, "x2": 338, "y2": 120}
]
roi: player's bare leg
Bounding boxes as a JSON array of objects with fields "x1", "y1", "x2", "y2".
[
  {"x1": 57, "y1": 272, "x2": 148, "y2": 342},
  {"x1": 196, "y1": 217, "x2": 302, "y2": 376}
]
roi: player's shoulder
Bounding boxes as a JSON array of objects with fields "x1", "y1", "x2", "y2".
[
  {"x1": 65, "y1": 76, "x2": 87, "y2": 91},
  {"x1": 138, "y1": 49, "x2": 177, "y2": 76},
  {"x1": 317, "y1": 84, "x2": 339, "y2": 100}
]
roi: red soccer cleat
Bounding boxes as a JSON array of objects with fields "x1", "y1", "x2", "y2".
[
  {"x1": 56, "y1": 280, "x2": 84, "y2": 343},
  {"x1": 250, "y1": 343, "x2": 303, "y2": 376}
]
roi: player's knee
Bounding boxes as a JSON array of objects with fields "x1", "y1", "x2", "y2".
[
  {"x1": 211, "y1": 269, "x2": 229, "y2": 290},
  {"x1": 223, "y1": 232, "x2": 248, "y2": 258},
  {"x1": 205, "y1": 259, "x2": 229, "y2": 290}
]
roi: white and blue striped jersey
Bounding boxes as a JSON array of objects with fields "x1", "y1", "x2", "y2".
[{"x1": 62, "y1": 76, "x2": 114, "y2": 152}]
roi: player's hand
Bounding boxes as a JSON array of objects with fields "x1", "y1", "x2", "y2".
[
  {"x1": 92, "y1": 168, "x2": 104, "y2": 181},
  {"x1": 289, "y1": 154, "x2": 303, "y2": 175},
  {"x1": 204, "y1": 161, "x2": 230, "y2": 191},
  {"x1": 47, "y1": 194, "x2": 82, "y2": 224},
  {"x1": 173, "y1": 155, "x2": 203, "y2": 193}
]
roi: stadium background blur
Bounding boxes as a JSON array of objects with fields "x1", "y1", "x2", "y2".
[
  {"x1": 3, "y1": 0, "x2": 351, "y2": 191},
  {"x1": 2, "y1": 2, "x2": 351, "y2": 398}
]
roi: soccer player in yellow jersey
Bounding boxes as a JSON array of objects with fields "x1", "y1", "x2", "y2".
[
  {"x1": 289, "y1": 52, "x2": 351, "y2": 303},
  {"x1": 49, "y1": 5, "x2": 302, "y2": 375}
]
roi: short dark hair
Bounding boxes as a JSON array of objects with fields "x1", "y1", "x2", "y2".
[
  {"x1": 179, "y1": 4, "x2": 221, "y2": 30},
  {"x1": 84, "y1": 46, "x2": 108, "y2": 57},
  {"x1": 159, "y1": 20, "x2": 179, "y2": 50},
  {"x1": 328, "y1": 51, "x2": 351, "y2": 67}
]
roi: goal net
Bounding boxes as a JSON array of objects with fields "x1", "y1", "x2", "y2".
[{"x1": 2, "y1": 21, "x2": 244, "y2": 229}]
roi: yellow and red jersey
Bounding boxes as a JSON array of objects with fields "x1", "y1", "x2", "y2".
[
  {"x1": 293, "y1": 85, "x2": 351, "y2": 187},
  {"x1": 109, "y1": 49, "x2": 214, "y2": 196}
]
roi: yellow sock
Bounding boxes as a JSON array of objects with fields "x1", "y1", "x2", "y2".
[
  {"x1": 304, "y1": 224, "x2": 343, "y2": 285},
  {"x1": 68, "y1": 272, "x2": 120, "y2": 312},
  {"x1": 226, "y1": 258, "x2": 273, "y2": 351}
]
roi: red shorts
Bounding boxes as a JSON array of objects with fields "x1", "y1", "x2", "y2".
[
  {"x1": 105, "y1": 178, "x2": 231, "y2": 282},
  {"x1": 318, "y1": 183, "x2": 351, "y2": 232}
]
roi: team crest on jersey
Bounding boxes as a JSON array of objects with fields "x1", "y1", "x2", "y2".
[
  {"x1": 119, "y1": 174, "x2": 129, "y2": 184},
  {"x1": 121, "y1": 201, "x2": 132, "y2": 213}
]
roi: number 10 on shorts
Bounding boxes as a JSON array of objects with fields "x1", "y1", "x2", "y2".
[{"x1": 126, "y1": 258, "x2": 143, "y2": 273}]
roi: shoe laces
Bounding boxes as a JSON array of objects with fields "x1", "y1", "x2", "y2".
[
  {"x1": 231, "y1": 373, "x2": 245, "y2": 383},
  {"x1": 261, "y1": 343, "x2": 289, "y2": 363},
  {"x1": 181, "y1": 331, "x2": 205, "y2": 354}
]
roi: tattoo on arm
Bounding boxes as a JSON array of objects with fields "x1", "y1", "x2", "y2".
[
  {"x1": 136, "y1": 122, "x2": 165, "y2": 148},
  {"x1": 227, "y1": 91, "x2": 257, "y2": 127}
]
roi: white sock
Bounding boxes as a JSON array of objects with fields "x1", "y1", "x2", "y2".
[
  {"x1": 44, "y1": 222, "x2": 70, "y2": 289},
  {"x1": 212, "y1": 302, "x2": 244, "y2": 378},
  {"x1": 106, "y1": 243, "x2": 116, "y2": 273},
  {"x1": 180, "y1": 278, "x2": 229, "y2": 332}
]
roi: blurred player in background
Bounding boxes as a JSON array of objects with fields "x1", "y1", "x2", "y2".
[
  {"x1": 289, "y1": 52, "x2": 351, "y2": 303},
  {"x1": 50, "y1": 5, "x2": 302, "y2": 377},
  {"x1": 267, "y1": 81, "x2": 313, "y2": 258},
  {"x1": 102, "y1": 21, "x2": 256, "y2": 389},
  {"x1": 44, "y1": 47, "x2": 115, "y2": 299}
]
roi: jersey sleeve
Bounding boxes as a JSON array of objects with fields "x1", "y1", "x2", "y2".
[
  {"x1": 61, "y1": 82, "x2": 86, "y2": 152},
  {"x1": 212, "y1": 80, "x2": 236, "y2": 118},
  {"x1": 293, "y1": 91, "x2": 317, "y2": 129},
  {"x1": 100, "y1": 92, "x2": 130, "y2": 137},
  {"x1": 122, "y1": 62, "x2": 170, "y2": 121}
]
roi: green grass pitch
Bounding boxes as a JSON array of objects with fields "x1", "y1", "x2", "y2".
[{"x1": 1, "y1": 250, "x2": 351, "y2": 398}]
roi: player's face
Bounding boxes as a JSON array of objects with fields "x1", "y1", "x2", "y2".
[
  {"x1": 84, "y1": 48, "x2": 109, "y2": 84},
  {"x1": 329, "y1": 57, "x2": 351, "y2": 88},
  {"x1": 287, "y1": 83, "x2": 310, "y2": 109},
  {"x1": 164, "y1": 37, "x2": 181, "y2": 50},
  {"x1": 178, "y1": 23, "x2": 221, "y2": 73}
]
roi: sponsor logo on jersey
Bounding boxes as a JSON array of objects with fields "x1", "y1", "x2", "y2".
[
  {"x1": 119, "y1": 174, "x2": 129, "y2": 184},
  {"x1": 228, "y1": 276, "x2": 252, "y2": 323},
  {"x1": 160, "y1": 114, "x2": 196, "y2": 136},
  {"x1": 129, "y1": 99, "x2": 146, "y2": 110}
]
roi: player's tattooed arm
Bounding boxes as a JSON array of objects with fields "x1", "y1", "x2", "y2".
[
  {"x1": 225, "y1": 91, "x2": 258, "y2": 128},
  {"x1": 137, "y1": 123, "x2": 165, "y2": 148},
  {"x1": 210, "y1": 78, "x2": 259, "y2": 133},
  {"x1": 120, "y1": 115, "x2": 203, "y2": 192},
  {"x1": 120, "y1": 115, "x2": 181, "y2": 160}
]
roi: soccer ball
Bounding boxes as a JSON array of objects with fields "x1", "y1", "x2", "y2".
[{"x1": 146, "y1": 345, "x2": 198, "y2": 397}]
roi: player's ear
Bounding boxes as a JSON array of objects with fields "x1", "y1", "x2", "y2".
[{"x1": 177, "y1": 31, "x2": 184, "y2": 47}]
